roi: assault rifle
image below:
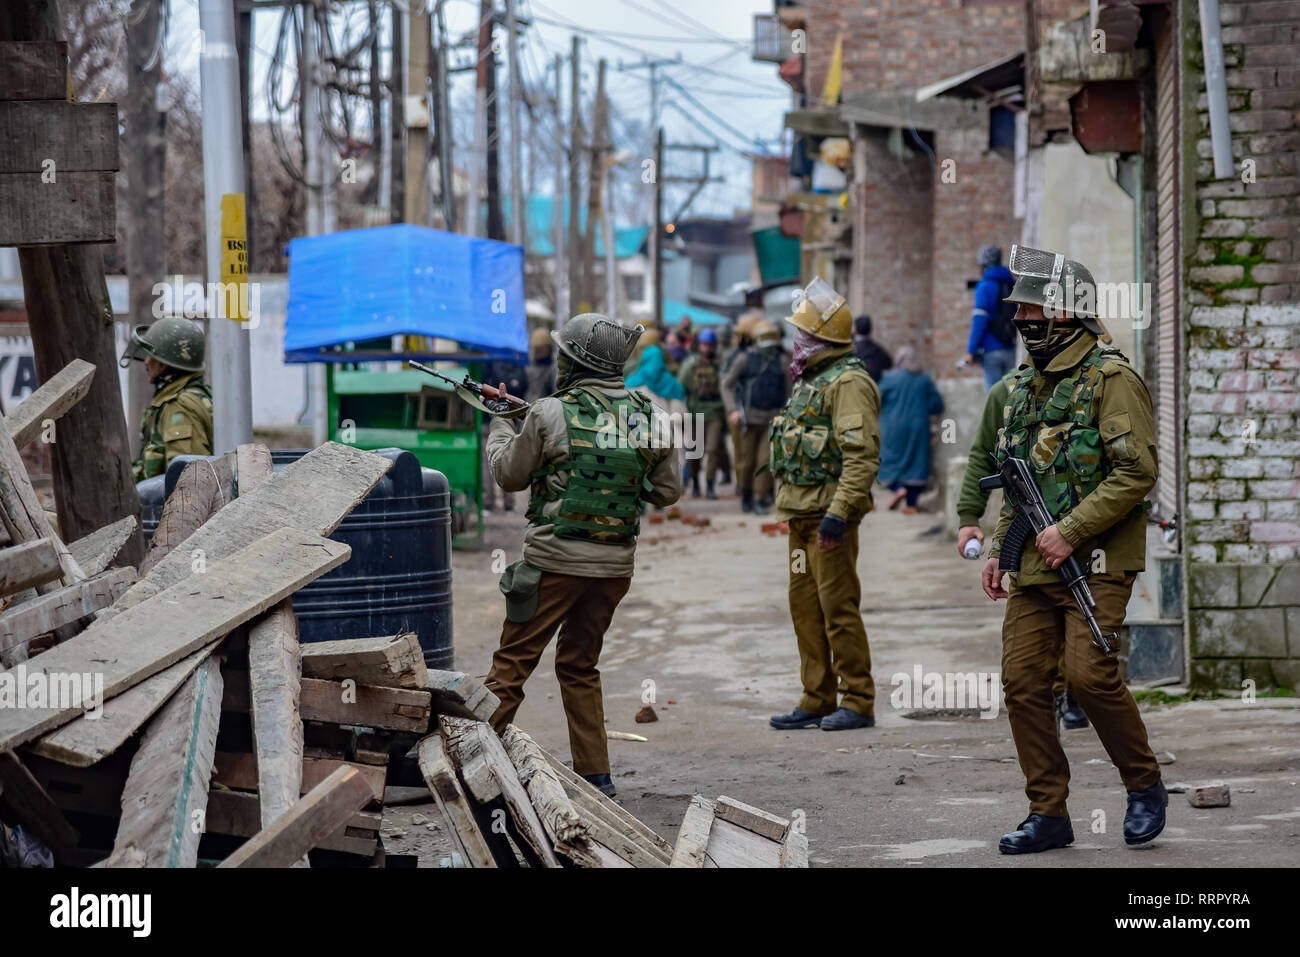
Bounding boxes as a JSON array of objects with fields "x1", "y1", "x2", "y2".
[
  {"x1": 980, "y1": 456, "x2": 1118, "y2": 655},
  {"x1": 407, "y1": 360, "x2": 530, "y2": 417}
]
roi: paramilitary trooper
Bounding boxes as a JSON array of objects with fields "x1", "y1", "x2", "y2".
[
  {"x1": 982, "y1": 245, "x2": 1166, "y2": 854},
  {"x1": 119, "y1": 316, "x2": 214, "y2": 482},
  {"x1": 482, "y1": 314, "x2": 682, "y2": 797},
  {"x1": 768, "y1": 278, "x2": 881, "y2": 732}
]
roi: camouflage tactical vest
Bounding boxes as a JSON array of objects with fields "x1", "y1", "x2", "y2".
[
  {"x1": 134, "y1": 372, "x2": 214, "y2": 481},
  {"x1": 993, "y1": 346, "x2": 1122, "y2": 520},
  {"x1": 768, "y1": 354, "x2": 865, "y2": 486},
  {"x1": 526, "y1": 386, "x2": 657, "y2": 546}
]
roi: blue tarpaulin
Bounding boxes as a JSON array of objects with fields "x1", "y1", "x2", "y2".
[
  {"x1": 283, "y1": 224, "x2": 527, "y2": 362},
  {"x1": 663, "y1": 299, "x2": 732, "y2": 327}
]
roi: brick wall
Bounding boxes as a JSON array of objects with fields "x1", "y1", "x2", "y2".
[
  {"x1": 929, "y1": 126, "x2": 1019, "y2": 374},
  {"x1": 804, "y1": 1, "x2": 1023, "y2": 97},
  {"x1": 1183, "y1": 0, "x2": 1300, "y2": 689},
  {"x1": 855, "y1": 132, "x2": 934, "y2": 358}
]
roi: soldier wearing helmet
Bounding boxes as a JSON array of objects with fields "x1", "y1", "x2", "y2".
[
  {"x1": 981, "y1": 245, "x2": 1166, "y2": 855},
  {"x1": 767, "y1": 278, "x2": 881, "y2": 733},
  {"x1": 479, "y1": 313, "x2": 682, "y2": 798},
  {"x1": 119, "y1": 316, "x2": 214, "y2": 482},
  {"x1": 676, "y1": 326, "x2": 726, "y2": 499}
]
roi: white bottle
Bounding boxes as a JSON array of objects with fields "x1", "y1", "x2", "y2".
[{"x1": 962, "y1": 538, "x2": 984, "y2": 560}]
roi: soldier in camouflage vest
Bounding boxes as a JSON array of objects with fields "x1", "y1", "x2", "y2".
[
  {"x1": 481, "y1": 314, "x2": 682, "y2": 797},
  {"x1": 981, "y1": 246, "x2": 1166, "y2": 856},
  {"x1": 677, "y1": 327, "x2": 726, "y2": 498},
  {"x1": 767, "y1": 279, "x2": 882, "y2": 733},
  {"x1": 119, "y1": 316, "x2": 214, "y2": 482}
]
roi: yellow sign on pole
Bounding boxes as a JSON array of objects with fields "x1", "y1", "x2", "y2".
[{"x1": 219, "y1": 193, "x2": 249, "y2": 322}]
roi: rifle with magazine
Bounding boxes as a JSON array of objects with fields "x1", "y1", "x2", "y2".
[
  {"x1": 980, "y1": 456, "x2": 1118, "y2": 655},
  {"x1": 407, "y1": 360, "x2": 531, "y2": 419}
]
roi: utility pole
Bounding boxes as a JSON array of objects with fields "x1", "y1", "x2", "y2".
[
  {"x1": 505, "y1": 0, "x2": 525, "y2": 247},
  {"x1": 435, "y1": 2, "x2": 455, "y2": 231},
  {"x1": 389, "y1": 4, "x2": 404, "y2": 221},
  {"x1": 468, "y1": 0, "x2": 491, "y2": 237},
  {"x1": 236, "y1": 2, "x2": 257, "y2": 272},
  {"x1": 566, "y1": 36, "x2": 583, "y2": 315},
  {"x1": 199, "y1": 0, "x2": 253, "y2": 453},
  {"x1": 552, "y1": 54, "x2": 567, "y2": 322},
  {"x1": 484, "y1": 5, "x2": 504, "y2": 241},
  {"x1": 302, "y1": 1, "x2": 328, "y2": 445},
  {"x1": 124, "y1": 0, "x2": 166, "y2": 460},
  {"x1": 405, "y1": 4, "x2": 431, "y2": 226},
  {"x1": 367, "y1": 0, "x2": 383, "y2": 213},
  {"x1": 654, "y1": 127, "x2": 664, "y2": 328},
  {"x1": 583, "y1": 58, "x2": 607, "y2": 313}
]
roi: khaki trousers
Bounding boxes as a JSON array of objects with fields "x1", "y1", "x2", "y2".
[
  {"x1": 1001, "y1": 572, "x2": 1162, "y2": 817},
  {"x1": 735, "y1": 423, "x2": 774, "y2": 501},
  {"x1": 787, "y1": 515, "x2": 875, "y2": 716},
  {"x1": 486, "y1": 571, "x2": 631, "y2": 776}
]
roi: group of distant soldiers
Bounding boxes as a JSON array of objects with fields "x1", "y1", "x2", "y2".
[{"x1": 483, "y1": 245, "x2": 1168, "y2": 854}]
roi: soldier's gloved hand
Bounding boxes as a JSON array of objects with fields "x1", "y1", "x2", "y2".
[
  {"x1": 484, "y1": 381, "x2": 515, "y2": 415},
  {"x1": 817, "y1": 512, "x2": 846, "y2": 552}
]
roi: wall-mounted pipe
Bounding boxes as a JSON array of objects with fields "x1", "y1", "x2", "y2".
[{"x1": 1198, "y1": 0, "x2": 1235, "y2": 179}]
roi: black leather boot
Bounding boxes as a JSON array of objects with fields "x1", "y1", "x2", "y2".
[
  {"x1": 1056, "y1": 691, "x2": 1090, "y2": 730},
  {"x1": 1124, "y1": 781, "x2": 1168, "y2": 845},
  {"x1": 583, "y1": 773, "x2": 616, "y2": 798},
  {"x1": 998, "y1": 814, "x2": 1075, "y2": 855}
]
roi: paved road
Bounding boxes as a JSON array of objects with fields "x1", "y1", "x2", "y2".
[{"x1": 390, "y1": 492, "x2": 1300, "y2": 868}]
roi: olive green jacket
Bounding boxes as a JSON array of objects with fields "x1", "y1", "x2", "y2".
[
  {"x1": 677, "y1": 354, "x2": 726, "y2": 420},
  {"x1": 133, "y1": 371, "x2": 214, "y2": 482},
  {"x1": 956, "y1": 370, "x2": 1016, "y2": 528},
  {"x1": 774, "y1": 345, "x2": 882, "y2": 523},
  {"x1": 989, "y1": 334, "x2": 1157, "y2": 584},
  {"x1": 486, "y1": 375, "x2": 683, "y2": 578}
]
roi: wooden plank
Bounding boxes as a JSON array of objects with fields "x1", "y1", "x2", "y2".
[
  {"x1": 218, "y1": 766, "x2": 375, "y2": 868},
  {"x1": 4, "y1": 358, "x2": 95, "y2": 449},
  {"x1": 417, "y1": 733, "x2": 497, "y2": 868},
  {"x1": 0, "y1": 171, "x2": 116, "y2": 246},
  {"x1": 223, "y1": 676, "x2": 430, "y2": 734},
  {"x1": 67, "y1": 516, "x2": 137, "y2": 577},
  {"x1": 28, "y1": 644, "x2": 216, "y2": 768},
  {"x1": 212, "y1": 752, "x2": 386, "y2": 805},
  {"x1": 384, "y1": 785, "x2": 433, "y2": 806},
  {"x1": 669, "y1": 796, "x2": 715, "y2": 868},
  {"x1": 0, "y1": 41, "x2": 69, "y2": 101},
  {"x1": 442, "y1": 718, "x2": 562, "y2": 868},
  {"x1": 0, "y1": 538, "x2": 60, "y2": 597},
  {"x1": 0, "y1": 413, "x2": 83, "y2": 583},
  {"x1": 105, "y1": 442, "x2": 391, "y2": 617},
  {"x1": 426, "y1": 669, "x2": 500, "y2": 721},
  {"x1": 234, "y1": 442, "x2": 273, "y2": 496},
  {"x1": 138, "y1": 454, "x2": 234, "y2": 576},
  {"x1": 0, "y1": 101, "x2": 119, "y2": 174},
  {"x1": 779, "y1": 830, "x2": 809, "y2": 868},
  {"x1": 542, "y1": 749, "x2": 673, "y2": 867},
  {"x1": 0, "y1": 567, "x2": 135, "y2": 652},
  {"x1": 301, "y1": 633, "x2": 427, "y2": 689},
  {"x1": 714, "y1": 795, "x2": 790, "y2": 842},
  {"x1": 0, "y1": 751, "x2": 79, "y2": 862},
  {"x1": 203, "y1": 788, "x2": 378, "y2": 858},
  {"x1": 500, "y1": 724, "x2": 602, "y2": 867},
  {"x1": 105, "y1": 656, "x2": 223, "y2": 867},
  {"x1": 440, "y1": 716, "x2": 501, "y2": 804},
  {"x1": 704, "y1": 817, "x2": 783, "y2": 869},
  {"x1": 0, "y1": 527, "x2": 351, "y2": 754}
]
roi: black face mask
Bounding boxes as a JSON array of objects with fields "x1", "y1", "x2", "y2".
[{"x1": 1016, "y1": 320, "x2": 1086, "y2": 362}]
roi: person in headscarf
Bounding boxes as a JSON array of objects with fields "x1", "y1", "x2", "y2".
[
  {"x1": 877, "y1": 346, "x2": 944, "y2": 514},
  {"x1": 626, "y1": 332, "x2": 687, "y2": 411}
]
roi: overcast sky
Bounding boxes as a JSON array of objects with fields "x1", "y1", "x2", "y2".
[{"x1": 165, "y1": 0, "x2": 791, "y2": 221}]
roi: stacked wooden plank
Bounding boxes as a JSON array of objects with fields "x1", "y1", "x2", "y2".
[
  {"x1": 0, "y1": 425, "x2": 404, "y2": 866},
  {"x1": 417, "y1": 719, "x2": 804, "y2": 869}
]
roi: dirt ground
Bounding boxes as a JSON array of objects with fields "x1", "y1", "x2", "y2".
[{"x1": 383, "y1": 489, "x2": 1300, "y2": 868}]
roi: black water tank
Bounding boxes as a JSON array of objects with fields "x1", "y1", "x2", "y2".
[
  {"x1": 136, "y1": 449, "x2": 454, "y2": 669},
  {"x1": 270, "y1": 448, "x2": 453, "y2": 670}
]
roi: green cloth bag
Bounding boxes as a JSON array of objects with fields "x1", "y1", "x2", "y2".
[{"x1": 499, "y1": 560, "x2": 542, "y2": 623}]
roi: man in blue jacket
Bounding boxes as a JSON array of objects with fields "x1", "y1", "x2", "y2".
[{"x1": 964, "y1": 244, "x2": 1018, "y2": 390}]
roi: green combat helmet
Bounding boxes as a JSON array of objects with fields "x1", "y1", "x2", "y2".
[
  {"x1": 551, "y1": 313, "x2": 643, "y2": 376},
  {"x1": 119, "y1": 316, "x2": 206, "y2": 371},
  {"x1": 1005, "y1": 244, "x2": 1109, "y2": 339}
]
